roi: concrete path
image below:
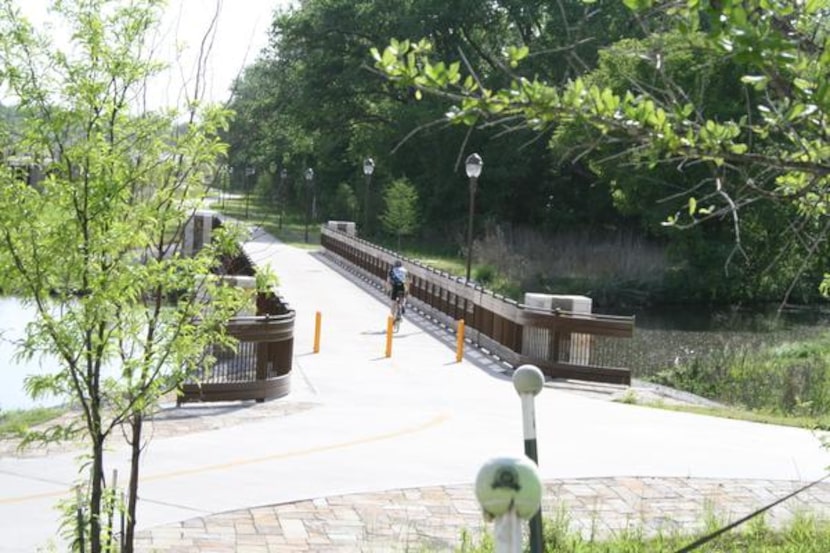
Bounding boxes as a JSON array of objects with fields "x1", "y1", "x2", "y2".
[{"x1": 2, "y1": 226, "x2": 830, "y2": 552}]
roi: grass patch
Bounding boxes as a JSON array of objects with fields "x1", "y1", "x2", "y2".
[
  {"x1": 649, "y1": 332, "x2": 830, "y2": 425},
  {"x1": 0, "y1": 406, "x2": 66, "y2": 438},
  {"x1": 456, "y1": 511, "x2": 830, "y2": 552},
  {"x1": 210, "y1": 195, "x2": 321, "y2": 248},
  {"x1": 617, "y1": 395, "x2": 830, "y2": 429}
]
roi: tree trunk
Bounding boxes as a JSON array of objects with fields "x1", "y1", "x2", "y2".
[
  {"x1": 124, "y1": 412, "x2": 143, "y2": 553},
  {"x1": 90, "y1": 434, "x2": 104, "y2": 553}
]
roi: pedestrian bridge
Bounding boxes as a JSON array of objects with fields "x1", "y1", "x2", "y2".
[{"x1": 181, "y1": 212, "x2": 636, "y2": 404}]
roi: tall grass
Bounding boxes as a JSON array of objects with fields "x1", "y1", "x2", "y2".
[
  {"x1": 472, "y1": 224, "x2": 667, "y2": 304},
  {"x1": 455, "y1": 511, "x2": 830, "y2": 552},
  {"x1": 650, "y1": 332, "x2": 830, "y2": 424}
]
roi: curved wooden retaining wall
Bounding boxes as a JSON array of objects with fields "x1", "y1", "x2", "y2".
[
  {"x1": 178, "y1": 213, "x2": 295, "y2": 403},
  {"x1": 178, "y1": 308, "x2": 295, "y2": 404}
]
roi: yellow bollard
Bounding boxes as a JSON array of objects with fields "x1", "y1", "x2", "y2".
[
  {"x1": 385, "y1": 316, "x2": 394, "y2": 358},
  {"x1": 313, "y1": 311, "x2": 322, "y2": 353},
  {"x1": 456, "y1": 319, "x2": 466, "y2": 363}
]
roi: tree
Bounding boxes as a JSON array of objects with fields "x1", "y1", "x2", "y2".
[
  {"x1": 225, "y1": 0, "x2": 642, "y2": 245},
  {"x1": 330, "y1": 181, "x2": 359, "y2": 222},
  {"x1": 0, "y1": 1, "x2": 261, "y2": 551},
  {"x1": 372, "y1": 0, "x2": 830, "y2": 303},
  {"x1": 380, "y1": 177, "x2": 419, "y2": 249}
]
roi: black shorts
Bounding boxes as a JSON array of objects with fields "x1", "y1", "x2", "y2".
[{"x1": 390, "y1": 283, "x2": 406, "y2": 301}]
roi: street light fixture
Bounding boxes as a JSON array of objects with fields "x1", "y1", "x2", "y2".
[
  {"x1": 362, "y1": 157, "x2": 375, "y2": 236},
  {"x1": 464, "y1": 153, "x2": 483, "y2": 283},
  {"x1": 279, "y1": 168, "x2": 287, "y2": 231},
  {"x1": 304, "y1": 167, "x2": 314, "y2": 243}
]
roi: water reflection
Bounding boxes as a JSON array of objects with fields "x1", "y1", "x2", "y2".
[{"x1": 0, "y1": 297, "x2": 62, "y2": 410}]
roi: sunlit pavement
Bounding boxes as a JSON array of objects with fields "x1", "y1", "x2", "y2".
[{"x1": 2, "y1": 225, "x2": 829, "y2": 552}]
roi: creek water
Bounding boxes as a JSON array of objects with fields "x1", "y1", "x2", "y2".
[{"x1": 0, "y1": 297, "x2": 63, "y2": 410}]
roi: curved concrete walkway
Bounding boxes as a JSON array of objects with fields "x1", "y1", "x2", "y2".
[{"x1": 2, "y1": 225, "x2": 830, "y2": 552}]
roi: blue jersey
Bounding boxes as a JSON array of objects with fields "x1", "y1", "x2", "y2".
[{"x1": 390, "y1": 266, "x2": 407, "y2": 286}]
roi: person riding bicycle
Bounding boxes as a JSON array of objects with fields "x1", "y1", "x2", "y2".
[{"x1": 387, "y1": 260, "x2": 408, "y2": 318}]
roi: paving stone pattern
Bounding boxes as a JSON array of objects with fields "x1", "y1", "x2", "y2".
[{"x1": 134, "y1": 477, "x2": 830, "y2": 552}]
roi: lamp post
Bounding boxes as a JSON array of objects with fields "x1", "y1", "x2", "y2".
[
  {"x1": 269, "y1": 161, "x2": 278, "y2": 206},
  {"x1": 225, "y1": 166, "x2": 233, "y2": 210},
  {"x1": 464, "y1": 153, "x2": 483, "y2": 282},
  {"x1": 221, "y1": 166, "x2": 228, "y2": 209},
  {"x1": 362, "y1": 157, "x2": 375, "y2": 236},
  {"x1": 245, "y1": 166, "x2": 255, "y2": 219},
  {"x1": 304, "y1": 167, "x2": 314, "y2": 243},
  {"x1": 279, "y1": 168, "x2": 287, "y2": 231},
  {"x1": 513, "y1": 364, "x2": 546, "y2": 553}
]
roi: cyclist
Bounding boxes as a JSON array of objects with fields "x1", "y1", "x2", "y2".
[{"x1": 387, "y1": 260, "x2": 408, "y2": 320}]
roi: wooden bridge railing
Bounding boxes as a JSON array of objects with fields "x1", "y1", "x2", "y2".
[{"x1": 321, "y1": 226, "x2": 634, "y2": 385}]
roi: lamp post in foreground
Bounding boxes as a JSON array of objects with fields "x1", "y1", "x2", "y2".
[
  {"x1": 464, "y1": 153, "x2": 483, "y2": 282},
  {"x1": 513, "y1": 364, "x2": 545, "y2": 553},
  {"x1": 363, "y1": 157, "x2": 375, "y2": 236}
]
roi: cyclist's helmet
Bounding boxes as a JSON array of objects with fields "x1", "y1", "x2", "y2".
[{"x1": 394, "y1": 260, "x2": 402, "y2": 267}]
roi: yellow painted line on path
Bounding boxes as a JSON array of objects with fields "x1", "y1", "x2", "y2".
[{"x1": 0, "y1": 411, "x2": 451, "y2": 505}]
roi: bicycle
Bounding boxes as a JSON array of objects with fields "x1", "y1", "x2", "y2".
[{"x1": 392, "y1": 295, "x2": 405, "y2": 333}]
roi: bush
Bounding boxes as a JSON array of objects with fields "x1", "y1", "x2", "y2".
[{"x1": 651, "y1": 333, "x2": 830, "y2": 418}]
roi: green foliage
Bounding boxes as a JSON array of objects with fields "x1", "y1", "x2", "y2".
[
  {"x1": 454, "y1": 509, "x2": 830, "y2": 552},
  {"x1": 372, "y1": 0, "x2": 830, "y2": 302},
  {"x1": 330, "y1": 182, "x2": 359, "y2": 222},
  {"x1": 380, "y1": 177, "x2": 419, "y2": 247},
  {"x1": 0, "y1": 1, "x2": 255, "y2": 550},
  {"x1": 0, "y1": 406, "x2": 65, "y2": 437},
  {"x1": 226, "y1": 0, "x2": 642, "y2": 261},
  {"x1": 652, "y1": 333, "x2": 830, "y2": 422},
  {"x1": 252, "y1": 171, "x2": 277, "y2": 204}
]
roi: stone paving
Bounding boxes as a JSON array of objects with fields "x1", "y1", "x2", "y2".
[{"x1": 134, "y1": 477, "x2": 830, "y2": 552}]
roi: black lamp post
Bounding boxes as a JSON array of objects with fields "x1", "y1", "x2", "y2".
[
  {"x1": 362, "y1": 157, "x2": 375, "y2": 235},
  {"x1": 279, "y1": 168, "x2": 287, "y2": 231},
  {"x1": 464, "y1": 153, "x2": 483, "y2": 282},
  {"x1": 304, "y1": 167, "x2": 314, "y2": 243},
  {"x1": 225, "y1": 166, "x2": 233, "y2": 210},
  {"x1": 221, "y1": 166, "x2": 229, "y2": 209},
  {"x1": 245, "y1": 166, "x2": 255, "y2": 219},
  {"x1": 269, "y1": 162, "x2": 278, "y2": 206}
]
